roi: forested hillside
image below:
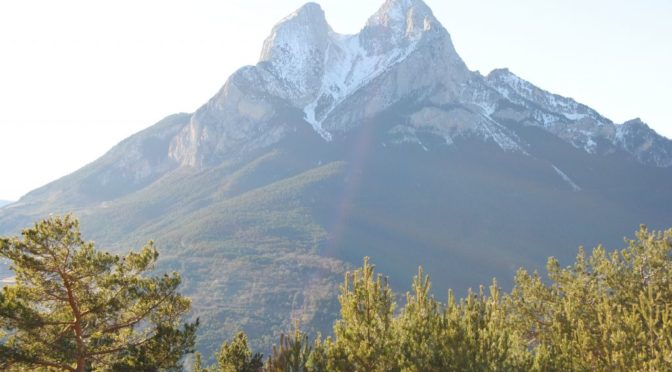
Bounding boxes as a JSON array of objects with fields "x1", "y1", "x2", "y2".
[{"x1": 2, "y1": 216, "x2": 671, "y2": 371}]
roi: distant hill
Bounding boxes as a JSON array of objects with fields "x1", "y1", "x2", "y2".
[
  {"x1": 0, "y1": 200, "x2": 12, "y2": 208},
  {"x1": 1, "y1": 0, "x2": 672, "y2": 356}
]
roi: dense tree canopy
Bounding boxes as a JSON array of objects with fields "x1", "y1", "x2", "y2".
[
  {"x1": 206, "y1": 226, "x2": 672, "y2": 371},
  {"x1": 509, "y1": 226, "x2": 672, "y2": 370},
  {"x1": 0, "y1": 215, "x2": 196, "y2": 371}
]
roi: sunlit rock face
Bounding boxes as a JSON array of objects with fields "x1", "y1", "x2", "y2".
[{"x1": 167, "y1": 0, "x2": 671, "y2": 169}]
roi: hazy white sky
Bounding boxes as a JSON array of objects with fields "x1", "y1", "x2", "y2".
[{"x1": 1, "y1": 0, "x2": 670, "y2": 201}]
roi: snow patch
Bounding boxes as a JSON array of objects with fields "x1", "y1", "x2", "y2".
[
  {"x1": 552, "y1": 165, "x2": 581, "y2": 192},
  {"x1": 585, "y1": 137, "x2": 597, "y2": 153},
  {"x1": 479, "y1": 114, "x2": 528, "y2": 154},
  {"x1": 533, "y1": 111, "x2": 561, "y2": 127},
  {"x1": 474, "y1": 101, "x2": 496, "y2": 116},
  {"x1": 302, "y1": 33, "x2": 420, "y2": 140},
  {"x1": 563, "y1": 112, "x2": 587, "y2": 121}
]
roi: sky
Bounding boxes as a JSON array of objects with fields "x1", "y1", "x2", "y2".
[{"x1": 1, "y1": 0, "x2": 670, "y2": 201}]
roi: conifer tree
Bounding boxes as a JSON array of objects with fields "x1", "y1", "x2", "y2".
[
  {"x1": 206, "y1": 226, "x2": 672, "y2": 371},
  {"x1": 193, "y1": 352, "x2": 204, "y2": 372},
  {"x1": 265, "y1": 329, "x2": 312, "y2": 371},
  {"x1": 508, "y1": 226, "x2": 672, "y2": 371},
  {"x1": 194, "y1": 226, "x2": 672, "y2": 371},
  {"x1": 0, "y1": 215, "x2": 196, "y2": 371},
  {"x1": 447, "y1": 282, "x2": 529, "y2": 371},
  {"x1": 304, "y1": 335, "x2": 330, "y2": 372},
  {"x1": 396, "y1": 267, "x2": 443, "y2": 370},
  {"x1": 332, "y1": 257, "x2": 398, "y2": 371},
  {"x1": 215, "y1": 331, "x2": 263, "y2": 372},
  {"x1": 306, "y1": 335, "x2": 348, "y2": 372}
]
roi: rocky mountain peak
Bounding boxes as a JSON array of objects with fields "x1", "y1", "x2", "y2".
[
  {"x1": 486, "y1": 67, "x2": 611, "y2": 127},
  {"x1": 168, "y1": 0, "x2": 462, "y2": 165},
  {"x1": 247, "y1": 0, "x2": 463, "y2": 141},
  {"x1": 367, "y1": 0, "x2": 434, "y2": 30},
  {"x1": 168, "y1": 0, "x2": 670, "y2": 169},
  {"x1": 292, "y1": 2, "x2": 324, "y2": 17},
  {"x1": 258, "y1": 2, "x2": 333, "y2": 105},
  {"x1": 362, "y1": 0, "x2": 440, "y2": 54},
  {"x1": 623, "y1": 118, "x2": 647, "y2": 128},
  {"x1": 615, "y1": 118, "x2": 672, "y2": 167},
  {"x1": 259, "y1": 2, "x2": 331, "y2": 63}
]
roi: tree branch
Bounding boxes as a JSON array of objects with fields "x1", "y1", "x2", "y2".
[{"x1": 94, "y1": 291, "x2": 174, "y2": 336}]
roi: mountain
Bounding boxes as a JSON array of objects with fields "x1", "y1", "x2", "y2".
[
  {"x1": 2, "y1": 0, "x2": 672, "y2": 355},
  {"x1": 0, "y1": 200, "x2": 12, "y2": 208}
]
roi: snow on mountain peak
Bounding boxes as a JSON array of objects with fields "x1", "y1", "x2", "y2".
[
  {"x1": 255, "y1": 1, "x2": 447, "y2": 141},
  {"x1": 172, "y1": 1, "x2": 672, "y2": 168},
  {"x1": 486, "y1": 68, "x2": 610, "y2": 127},
  {"x1": 367, "y1": 0, "x2": 433, "y2": 28},
  {"x1": 258, "y1": 3, "x2": 331, "y2": 103},
  {"x1": 483, "y1": 69, "x2": 672, "y2": 166},
  {"x1": 363, "y1": 0, "x2": 438, "y2": 52}
]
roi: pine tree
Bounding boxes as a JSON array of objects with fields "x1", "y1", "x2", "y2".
[
  {"x1": 508, "y1": 226, "x2": 672, "y2": 371},
  {"x1": 265, "y1": 329, "x2": 312, "y2": 371},
  {"x1": 215, "y1": 331, "x2": 263, "y2": 372},
  {"x1": 306, "y1": 335, "x2": 349, "y2": 372},
  {"x1": 0, "y1": 215, "x2": 196, "y2": 371},
  {"x1": 204, "y1": 226, "x2": 672, "y2": 371},
  {"x1": 332, "y1": 257, "x2": 398, "y2": 371},
  {"x1": 193, "y1": 352, "x2": 204, "y2": 372},
  {"x1": 396, "y1": 266, "x2": 443, "y2": 370},
  {"x1": 163, "y1": 225, "x2": 672, "y2": 371}
]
